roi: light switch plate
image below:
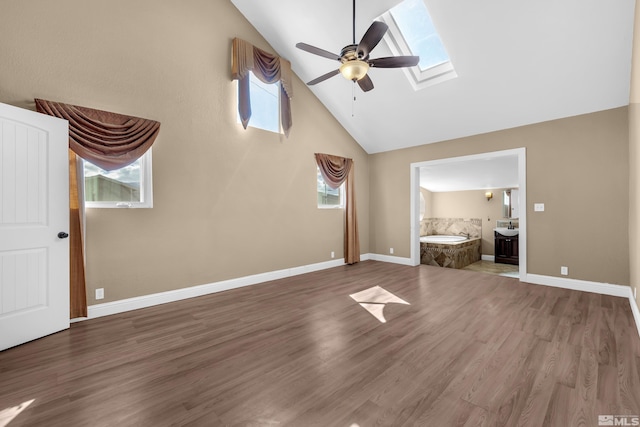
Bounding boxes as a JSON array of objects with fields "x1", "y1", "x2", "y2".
[{"x1": 534, "y1": 203, "x2": 545, "y2": 212}]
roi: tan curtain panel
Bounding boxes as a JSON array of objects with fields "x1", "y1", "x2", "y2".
[
  {"x1": 231, "y1": 38, "x2": 293, "y2": 137},
  {"x1": 69, "y1": 150, "x2": 87, "y2": 318},
  {"x1": 315, "y1": 153, "x2": 360, "y2": 264},
  {"x1": 35, "y1": 99, "x2": 161, "y2": 171}
]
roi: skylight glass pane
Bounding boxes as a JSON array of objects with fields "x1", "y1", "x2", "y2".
[{"x1": 390, "y1": 0, "x2": 450, "y2": 71}]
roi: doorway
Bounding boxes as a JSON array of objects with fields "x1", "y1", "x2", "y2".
[{"x1": 409, "y1": 148, "x2": 527, "y2": 280}]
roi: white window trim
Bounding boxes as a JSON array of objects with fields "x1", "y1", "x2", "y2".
[
  {"x1": 83, "y1": 148, "x2": 153, "y2": 209},
  {"x1": 378, "y1": 11, "x2": 457, "y2": 91}
]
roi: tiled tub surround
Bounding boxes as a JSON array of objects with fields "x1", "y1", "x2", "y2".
[
  {"x1": 420, "y1": 237, "x2": 482, "y2": 269},
  {"x1": 419, "y1": 218, "x2": 482, "y2": 269},
  {"x1": 420, "y1": 218, "x2": 482, "y2": 238}
]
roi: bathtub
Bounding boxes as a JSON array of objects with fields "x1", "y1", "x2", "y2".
[
  {"x1": 420, "y1": 235, "x2": 481, "y2": 269},
  {"x1": 420, "y1": 235, "x2": 467, "y2": 244}
]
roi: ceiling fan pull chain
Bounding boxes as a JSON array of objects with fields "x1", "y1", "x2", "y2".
[{"x1": 352, "y1": 81, "x2": 356, "y2": 117}]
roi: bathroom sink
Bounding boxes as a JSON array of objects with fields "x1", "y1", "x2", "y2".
[{"x1": 494, "y1": 227, "x2": 519, "y2": 237}]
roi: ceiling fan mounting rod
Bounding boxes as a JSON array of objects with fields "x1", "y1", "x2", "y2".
[{"x1": 352, "y1": 0, "x2": 356, "y2": 44}]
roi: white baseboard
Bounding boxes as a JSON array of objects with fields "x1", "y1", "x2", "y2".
[
  {"x1": 481, "y1": 255, "x2": 495, "y2": 262},
  {"x1": 524, "y1": 273, "x2": 630, "y2": 297},
  {"x1": 367, "y1": 253, "x2": 414, "y2": 266},
  {"x1": 74, "y1": 256, "x2": 640, "y2": 339},
  {"x1": 84, "y1": 257, "x2": 348, "y2": 320},
  {"x1": 525, "y1": 273, "x2": 640, "y2": 338},
  {"x1": 80, "y1": 255, "x2": 379, "y2": 321},
  {"x1": 629, "y1": 291, "x2": 640, "y2": 339}
]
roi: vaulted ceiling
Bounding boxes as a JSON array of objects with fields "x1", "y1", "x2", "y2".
[{"x1": 231, "y1": 0, "x2": 635, "y2": 154}]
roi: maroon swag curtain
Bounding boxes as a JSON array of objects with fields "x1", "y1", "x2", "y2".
[
  {"x1": 36, "y1": 99, "x2": 161, "y2": 318},
  {"x1": 231, "y1": 38, "x2": 293, "y2": 137},
  {"x1": 315, "y1": 153, "x2": 360, "y2": 264},
  {"x1": 35, "y1": 99, "x2": 160, "y2": 171}
]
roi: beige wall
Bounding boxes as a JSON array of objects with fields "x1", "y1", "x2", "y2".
[
  {"x1": 630, "y1": 0, "x2": 640, "y2": 307},
  {"x1": 1, "y1": 0, "x2": 634, "y2": 306},
  {"x1": 371, "y1": 108, "x2": 630, "y2": 285},
  {"x1": 428, "y1": 189, "x2": 512, "y2": 256},
  {"x1": 0, "y1": 0, "x2": 369, "y2": 303}
]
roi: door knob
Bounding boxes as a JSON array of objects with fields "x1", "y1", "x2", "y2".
[{"x1": 57, "y1": 232, "x2": 69, "y2": 239}]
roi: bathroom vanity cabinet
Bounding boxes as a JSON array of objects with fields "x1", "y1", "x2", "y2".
[{"x1": 494, "y1": 232, "x2": 519, "y2": 265}]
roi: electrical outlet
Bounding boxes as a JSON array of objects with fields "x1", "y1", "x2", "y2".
[
  {"x1": 534, "y1": 203, "x2": 545, "y2": 212},
  {"x1": 560, "y1": 266, "x2": 568, "y2": 276},
  {"x1": 96, "y1": 288, "x2": 104, "y2": 300},
  {"x1": 390, "y1": 248, "x2": 394, "y2": 254},
  {"x1": 331, "y1": 251, "x2": 335, "y2": 259}
]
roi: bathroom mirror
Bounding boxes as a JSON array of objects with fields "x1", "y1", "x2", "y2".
[{"x1": 502, "y1": 189, "x2": 520, "y2": 218}]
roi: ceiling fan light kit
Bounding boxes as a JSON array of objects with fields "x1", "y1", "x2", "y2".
[
  {"x1": 296, "y1": 0, "x2": 419, "y2": 92},
  {"x1": 340, "y1": 60, "x2": 369, "y2": 81}
]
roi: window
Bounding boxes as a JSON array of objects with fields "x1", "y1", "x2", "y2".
[
  {"x1": 379, "y1": 0, "x2": 457, "y2": 90},
  {"x1": 317, "y1": 168, "x2": 344, "y2": 208},
  {"x1": 83, "y1": 149, "x2": 153, "y2": 208},
  {"x1": 238, "y1": 71, "x2": 281, "y2": 133}
]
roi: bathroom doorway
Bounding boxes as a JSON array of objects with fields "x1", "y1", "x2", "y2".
[{"x1": 409, "y1": 148, "x2": 527, "y2": 280}]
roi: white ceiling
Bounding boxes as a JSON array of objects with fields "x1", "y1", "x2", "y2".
[
  {"x1": 419, "y1": 155, "x2": 518, "y2": 192},
  {"x1": 230, "y1": 0, "x2": 635, "y2": 154}
]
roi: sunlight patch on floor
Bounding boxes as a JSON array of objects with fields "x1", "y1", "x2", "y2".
[
  {"x1": 0, "y1": 399, "x2": 35, "y2": 427},
  {"x1": 349, "y1": 286, "x2": 410, "y2": 323}
]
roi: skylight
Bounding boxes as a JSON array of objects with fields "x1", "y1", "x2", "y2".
[
  {"x1": 390, "y1": 0, "x2": 449, "y2": 71},
  {"x1": 380, "y1": 0, "x2": 456, "y2": 90}
]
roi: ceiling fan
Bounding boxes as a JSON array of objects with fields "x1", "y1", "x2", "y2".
[{"x1": 296, "y1": 0, "x2": 419, "y2": 92}]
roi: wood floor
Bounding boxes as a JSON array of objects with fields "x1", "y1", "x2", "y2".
[
  {"x1": 462, "y1": 260, "x2": 520, "y2": 278},
  {"x1": 1, "y1": 261, "x2": 639, "y2": 426}
]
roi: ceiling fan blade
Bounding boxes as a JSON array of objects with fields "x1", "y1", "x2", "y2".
[
  {"x1": 369, "y1": 56, "x2": 420, "y2": 68},
  {"x1": 356, "y1": 21, "x2": 388, "y2": 59},
  {"x1": 295, "y1": 43, "x2": 341, "y2": 61},
  {"x1": 357, "y1": 74, "x2": 374, "y2": 92},
  {"x1": 307, "y1": 69, "x2": 341, "y2": 85}
]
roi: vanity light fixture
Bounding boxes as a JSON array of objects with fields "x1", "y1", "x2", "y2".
[{"x1": 485, "y1": 191, "x2": 493, "y2": 201}]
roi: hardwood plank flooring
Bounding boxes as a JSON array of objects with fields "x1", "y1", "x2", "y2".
[
  {"x1": 1, "y1": 261, "x2": 639, "y2": 426},
  {"x1": 462, "y1": 261, "x2": 519, "y2": 278}
]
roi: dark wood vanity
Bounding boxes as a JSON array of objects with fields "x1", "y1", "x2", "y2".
[{"x1": 495, "y1": 231, "x2": 519, "y2": 265}]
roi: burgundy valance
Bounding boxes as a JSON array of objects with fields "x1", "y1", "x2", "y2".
[
  {"x1": 35, "y1": 99, "x2": 160, "y2": 171},
  {"x1": 231, "y1": 38, "x2": 293, "y2": 137}
]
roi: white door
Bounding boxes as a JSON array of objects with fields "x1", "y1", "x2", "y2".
[{"x1": 0, "y1": 102, "x2": 69, "y2": 351}]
